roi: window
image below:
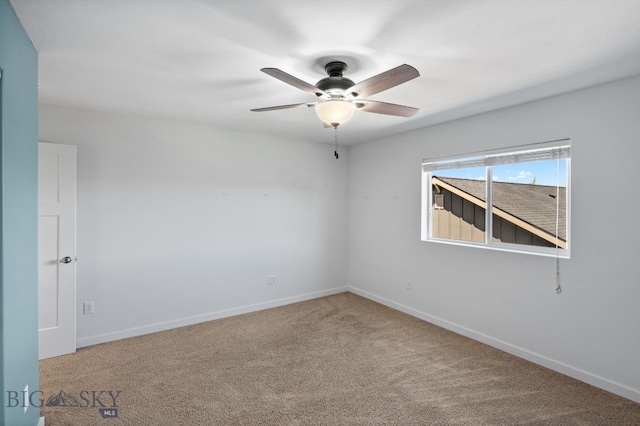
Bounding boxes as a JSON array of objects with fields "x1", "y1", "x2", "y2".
[{"x1": 421, "y1": 140, "x2": 570, "y2": 258}]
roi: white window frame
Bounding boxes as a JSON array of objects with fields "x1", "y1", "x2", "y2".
[{"x1": 421, "y1": 139, "x2": 571, "y2": 258}]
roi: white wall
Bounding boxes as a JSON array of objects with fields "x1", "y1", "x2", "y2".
[
  {"x1": 348, "y1": 75, "x2": 640, "y2": 403},
  {"x1": 39, "y1": 104, "x2": 349, "y2": 346}
]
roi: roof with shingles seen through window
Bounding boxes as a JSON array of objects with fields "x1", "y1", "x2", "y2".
[{"x1": 434, "y1": 176, "x2": 566, "y2": 242}]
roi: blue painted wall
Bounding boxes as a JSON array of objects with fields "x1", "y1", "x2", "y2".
[{"x1": 0, "y1": 0, "x2": 40, "y2": 425}]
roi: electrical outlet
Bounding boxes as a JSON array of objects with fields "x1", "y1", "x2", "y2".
[
  {"x1": 406, "y1": 279, "x2": 412, "y2": 290},
  {"x1": 83, "y1": 301, "x2": 94, "y2": 315},
  {"x1": 267, "y1": 275, "x2": 277, "y2": 285}
]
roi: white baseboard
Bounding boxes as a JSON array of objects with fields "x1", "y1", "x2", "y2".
[
  {"x1": 77, "y1": 287, "x2": 348, "y2": 348},
  {"x1": 348, "y1": 286, "x2": 640, "y2": 404}
]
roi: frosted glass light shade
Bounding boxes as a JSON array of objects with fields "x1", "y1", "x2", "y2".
[{"x1": 315, "y1": 100, "x2": 356, "y2": 127}]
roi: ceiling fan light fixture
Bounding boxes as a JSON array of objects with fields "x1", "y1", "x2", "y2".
[{"x1": 315, "y1": 99, "x2": 355, "y2": 128}]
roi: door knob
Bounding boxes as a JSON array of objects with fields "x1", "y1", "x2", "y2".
[{"x1": 61, "y1": 256, "x2": 73, "y2": 264}]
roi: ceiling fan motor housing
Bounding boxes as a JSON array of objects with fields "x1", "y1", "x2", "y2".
[{"x1": 315, "y1": 61, "x2": 355, "y2": 96}]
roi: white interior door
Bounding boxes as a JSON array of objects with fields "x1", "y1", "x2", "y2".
[{"x1": 38, "y1": 142, "x2": 77, "y2": 359}]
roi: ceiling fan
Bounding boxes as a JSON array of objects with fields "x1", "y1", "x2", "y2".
[{"x1": 251, "y1": 61, "x2": 420, "y2": 128}]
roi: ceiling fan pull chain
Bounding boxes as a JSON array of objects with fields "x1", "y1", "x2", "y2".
[{"x1": 334, "y1": 127, "x2": 339, "y2": 159}]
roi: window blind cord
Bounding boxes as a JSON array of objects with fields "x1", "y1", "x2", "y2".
[{"x1": 554, "y1": 151, "x2": 562, "y2": 294}]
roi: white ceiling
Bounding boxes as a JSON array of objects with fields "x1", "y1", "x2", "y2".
[{"x1": 9, "y1": 0, "x2": 640, "y2": 145}]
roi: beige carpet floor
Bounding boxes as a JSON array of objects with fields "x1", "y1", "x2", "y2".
[{"x1": 39, "y1": 292, "x2": 640, "y2": 425}]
